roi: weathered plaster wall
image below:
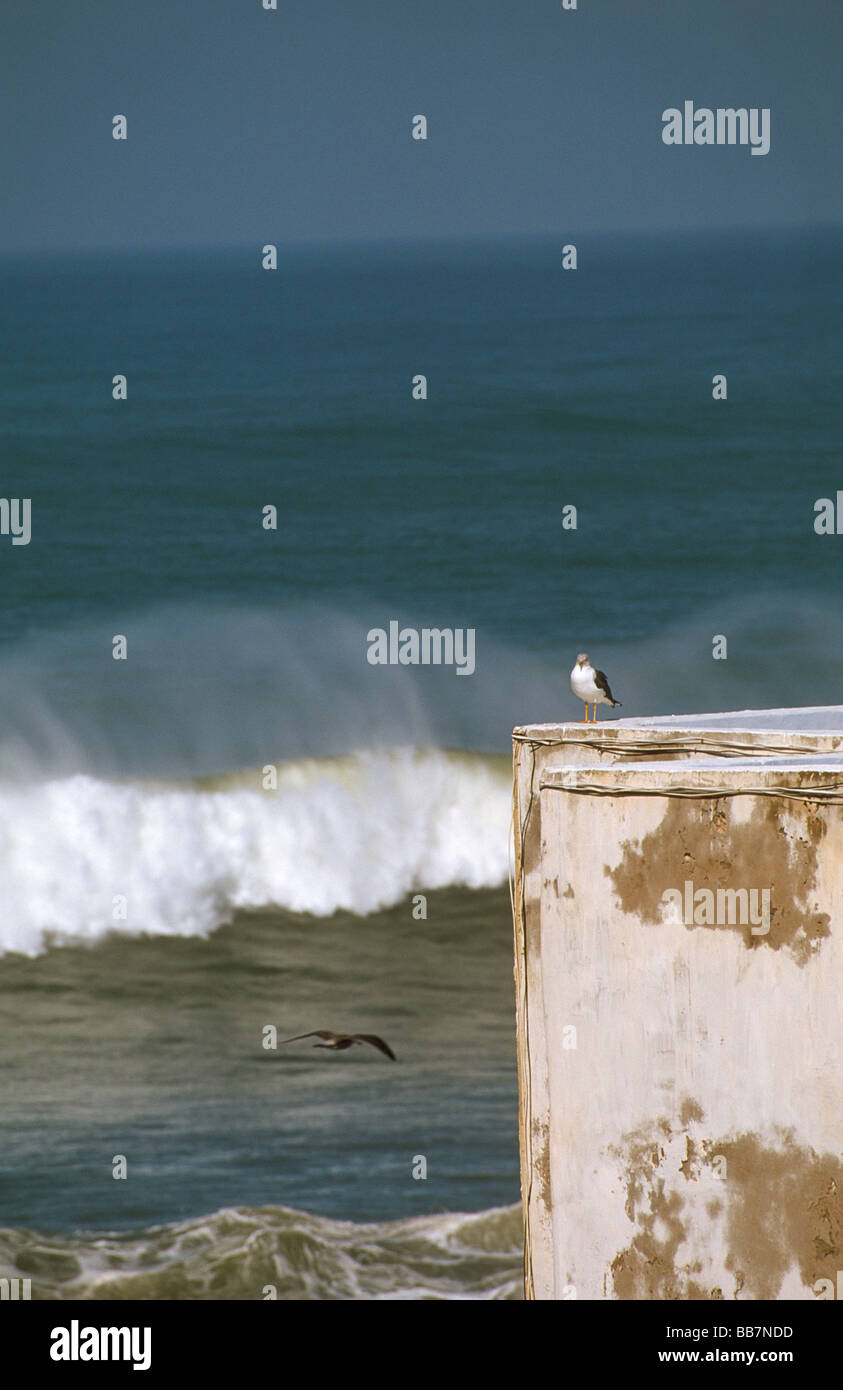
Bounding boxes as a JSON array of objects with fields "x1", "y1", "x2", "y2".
[{"x1": 512, "y1": 717, "x2": 843, "y2": 1301}]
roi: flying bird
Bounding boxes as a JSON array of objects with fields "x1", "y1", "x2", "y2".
[
  {"x1": 570, "y1": 652, "x2": 622, "y2": 723},
  {"x1": 280, "y1": 1030, "x2": 397, "y2": 1060}
]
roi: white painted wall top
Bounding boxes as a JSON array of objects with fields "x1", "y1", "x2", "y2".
[
  {"x1": 517, "y1": 704, "x2": 843, "y2": 737},
  {"x1": 542, "y1": 756, "x2": 843, "y2": 776},
  {"x1": 620, "y1": 705, "x2": 843, "y2": 731}
]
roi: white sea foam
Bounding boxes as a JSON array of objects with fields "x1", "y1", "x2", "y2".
[
  {"x1": 0, "y1": 747, "x2": 511, "y2": 956},
  {"x1": 0, "y1": 1201, "x2": 524, "y2": 1300}
]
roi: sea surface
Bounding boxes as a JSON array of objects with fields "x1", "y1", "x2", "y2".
[{"x1": 0, "y1": 228, "x2": 839, "y2": 1297}]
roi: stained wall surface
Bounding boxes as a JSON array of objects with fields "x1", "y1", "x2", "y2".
[{"x1": 511, "y1": 715, "x2": 843, "y2": 1300}]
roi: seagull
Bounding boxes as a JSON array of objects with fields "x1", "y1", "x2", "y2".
[
  {"x1": 570, "y1": 652, "x2": 622, "y2": 723},
  {"x1": 280, "y1": 1030, "x2": 397, "y2": 1060}
]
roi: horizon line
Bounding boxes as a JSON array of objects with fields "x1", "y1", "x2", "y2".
[{"x1": 0, "y1": 221, "x2": 839, "y2": 259}]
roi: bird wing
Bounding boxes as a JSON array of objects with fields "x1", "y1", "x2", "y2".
[
  {"x1": 593, "y1": 668, "x2": 616, "y2": 702},
  {"x1": 351, "y1": 1033, "x2": 397, "y2": 1060},
  {"x1": 280, "y1": 1031, "x2": 337, "y2": 1044}
]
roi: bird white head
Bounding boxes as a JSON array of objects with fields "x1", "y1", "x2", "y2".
[{"x1": 576, "y1": 652, "x2": 590, "y2": 667}]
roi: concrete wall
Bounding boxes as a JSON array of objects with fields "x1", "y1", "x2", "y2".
[{"x1": 511, "y1": 712, "x2": 843, "y2": 1300}]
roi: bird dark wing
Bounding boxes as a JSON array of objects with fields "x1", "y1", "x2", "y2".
[
  {"x1": 280, "y1": 1031, "x2": 337, "y2": 1043},
  {"x1": 351, "y1": 1034, "x2": 397, "y2": 1060},
  {"x1": 593, "y1": 669, "x2": 616, "y2": 702}
]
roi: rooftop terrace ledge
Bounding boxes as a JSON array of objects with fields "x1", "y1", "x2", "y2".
[
  {"x1": 515, "y1": 704, "x2": 843, "y2": 739},
  {"x1": 512, "y1": 707, "x2": 843, "y2": 770}
]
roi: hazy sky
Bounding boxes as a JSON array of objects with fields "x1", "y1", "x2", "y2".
[{"x1": 2, "y1": 0, "x2": 840, "y2": 250}]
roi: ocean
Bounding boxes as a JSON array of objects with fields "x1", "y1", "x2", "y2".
[{"x1": 0, "y1": 228, "x2": 839, "y2": 1298}]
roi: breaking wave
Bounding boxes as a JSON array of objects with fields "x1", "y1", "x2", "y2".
[
  {"x1": 0, "y1": 1202, "x2": 523, "y2": 1301},
  {"x1": 0, "y1": 747, "x2": 511, "y2": 956}
]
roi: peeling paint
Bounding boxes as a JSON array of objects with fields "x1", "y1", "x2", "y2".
[
  {"x1": 717, "y1": 1132, "x2": 842, "y2": 1300},
  {"x1": 609, "y1": 1109, "x2": 843, "y2": 1300},
  {"x1": 606, "y1": 797, "x2": 831, "y2": 964},
  {"x1": 532, "y1": 1118, "x2": 551, "y2": 1209},
  {"x1": 513, "y1": 719, "x2": 843, "y2": 1300}
]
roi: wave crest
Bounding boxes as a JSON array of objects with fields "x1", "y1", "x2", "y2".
[
  {"x1": 0, "y1": 748, "x2": 511, "y2": 956},
  {"x1": 0, "y1": 1202, "x2": 523, "y2": 1300}
]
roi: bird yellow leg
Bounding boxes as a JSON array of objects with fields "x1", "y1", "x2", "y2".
[
  {"x1": 593, "y1": 704, "x2": 599, "y2": 721},
  {"x1": 581, "y1": 703, "x2": 590, "y2": 723}
]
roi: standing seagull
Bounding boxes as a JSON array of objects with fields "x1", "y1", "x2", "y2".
[
  {"x1": 280, "y1": 1030, "x2": 397, "y2": 1060},
  {"x1": 570, "y1": 653, "x2": 622, "y2": 723}
]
